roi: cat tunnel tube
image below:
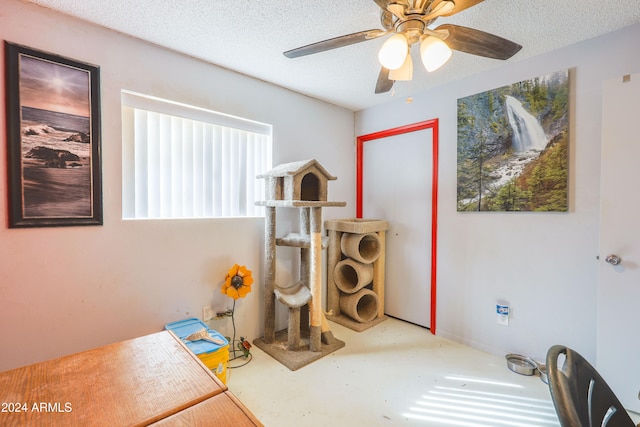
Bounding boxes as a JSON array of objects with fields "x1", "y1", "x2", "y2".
[
  {"x1": 340, "y1": 232, "x2": 382, "y2": 264},
  {"x1": 339, "y1": 288, "x2": 379, "y2": 323},
  {"x1": 333, "y1": 258, "x2": 373, "y2": 294}
]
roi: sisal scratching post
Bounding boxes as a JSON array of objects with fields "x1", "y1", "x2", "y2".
[
  {"x1": 299, "y1": 209, "x2": 310, "y2": 334},
  {"x1": 326, "y1": 228, "x2": 342, "y2": 317},
  {"x1": 309, "y1": 206, "x2": 322, "y2": 352},
  {"x1": 320, "y1": 312, "x2": 336, "y2": 345},
  {"x1": 373, "y1": 230, "x2": 386, "y2": 318}
]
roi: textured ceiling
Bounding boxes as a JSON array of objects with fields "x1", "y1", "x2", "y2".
[{"x1": 26, "y1": 0, "x2": 640, "y2": 111}]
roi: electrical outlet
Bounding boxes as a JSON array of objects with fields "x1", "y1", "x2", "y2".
[
  {"x1": 496, "y1": 304, "x2": 509, "y2": 326},
  {"x1": 202, "y1": 306, "x2": 214, "y2": 322}
]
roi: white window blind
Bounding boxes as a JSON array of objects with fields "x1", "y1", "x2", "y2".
[{"x1": 122, "y1": 91, "x2": 272, "y2": 219}]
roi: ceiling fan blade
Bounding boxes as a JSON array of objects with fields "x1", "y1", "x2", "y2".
[
  {"x1": 430, "y1": 0, "x2": 484, "y2": 17},
  {"x1": 283, "y1": 29, "x2": 387, "y2": 58},
  {"x1": 375, "y1": 67, "x2": 394, "y2": 94},
  {"x1": 437, "y1": 24, "x2": 522, "y2": 60}
]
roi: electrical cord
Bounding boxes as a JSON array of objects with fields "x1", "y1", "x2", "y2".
[{"x1": 226, "y1": 299, "x2": 253, "y2": 369}]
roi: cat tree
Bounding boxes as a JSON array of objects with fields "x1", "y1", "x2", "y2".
[{"x1": 253, "y1": 159, "x2": 346, "y2": 370}]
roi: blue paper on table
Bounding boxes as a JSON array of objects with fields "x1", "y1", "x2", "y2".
[{"x1": 164, "y1": 317, "x2": 228, "y2": 355}]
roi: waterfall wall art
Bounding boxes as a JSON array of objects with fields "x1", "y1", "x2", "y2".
[{"x1": 457, "y1": 69, "x2": 569, "y2": 212}]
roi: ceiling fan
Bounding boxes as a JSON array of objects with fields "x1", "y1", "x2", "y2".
[{"x1": 283, "y1": 0, "x2": 522, "y2": 94}]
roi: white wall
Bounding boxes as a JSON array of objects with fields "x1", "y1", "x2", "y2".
[
  {"x1": 356, "y1": 23, "x2": 640, "y2": 363},
  {"x1": 0, "y1": 0, "x2": 354, "y2": 371},
  {"x1": 4, "y1": 0, "x2": 638, "y2": 373}
]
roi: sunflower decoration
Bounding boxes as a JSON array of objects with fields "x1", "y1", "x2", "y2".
[{"x1": 221, "y1": 264, "x2": 253, "y2": 300}]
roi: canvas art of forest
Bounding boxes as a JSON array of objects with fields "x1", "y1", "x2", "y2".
[{"x1": 457, "y1": 70, "x2": 569, "y2": 212}]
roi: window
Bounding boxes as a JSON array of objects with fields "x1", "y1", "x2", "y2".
[{"x1": 122, "y1": 91, "x2": 272, "y2": 219}]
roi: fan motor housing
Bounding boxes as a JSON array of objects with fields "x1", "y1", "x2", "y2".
[{"x1": 396, "y1": 19, "x2": 426, "y2": 43}]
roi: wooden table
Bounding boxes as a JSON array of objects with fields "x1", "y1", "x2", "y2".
[
  {"x1": 0, "y1": 331, "x2": 262, "y2": 426},
  {"x1": 150, "y1": 393, "x2": 262, "y2": 427}
]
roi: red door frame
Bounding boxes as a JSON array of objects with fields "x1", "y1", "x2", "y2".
[{"x1": 356, "y1": 119, "x2": 439, "y2": 334}]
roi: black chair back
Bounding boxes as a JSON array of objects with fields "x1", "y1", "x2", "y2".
[{"x1": 546, "y1": 344, "x2": 635, "y2": 427}]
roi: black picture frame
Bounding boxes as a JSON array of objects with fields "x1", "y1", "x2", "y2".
[{"x1": 4, "y1": 42, "x2": 102, "y2": 227}]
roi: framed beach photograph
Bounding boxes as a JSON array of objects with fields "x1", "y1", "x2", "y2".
[
  {"x1": 5, "y1": 42, "x2": 102, "y2": 227},
  {"x1": 456, "y1": 69, "x2": 570, "y2": 212}
]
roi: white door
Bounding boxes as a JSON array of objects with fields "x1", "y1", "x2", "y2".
[
  {"x1": 597, "y1": 73, "x2": 640, "y2": 413},
  {"x1": 362, "y1": 129, "x2": 433, "y2": 328}
]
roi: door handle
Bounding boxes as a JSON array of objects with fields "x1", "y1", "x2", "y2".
[{"x1": 605, "y1": 254, "x2": 622, "y2": 266}]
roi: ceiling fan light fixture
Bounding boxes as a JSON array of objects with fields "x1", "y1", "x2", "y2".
[
  {"x1": 389, "y1": 53, "x2": 413, "y2": 81},
  {"x1": 420, "y1": 35, "x2": 452, "y2": 72},
  {"x1": 378, "y1": 33, "x2": 409, "y2": 70}
]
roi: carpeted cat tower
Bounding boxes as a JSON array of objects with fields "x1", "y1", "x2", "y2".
[{"x1": 253, "y1": 159, "x2": 346, "y2": 370}]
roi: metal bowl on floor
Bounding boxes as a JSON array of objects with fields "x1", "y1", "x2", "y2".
[{"x1": 505, "y1": 353, "x2": 538, "y2": 376}]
